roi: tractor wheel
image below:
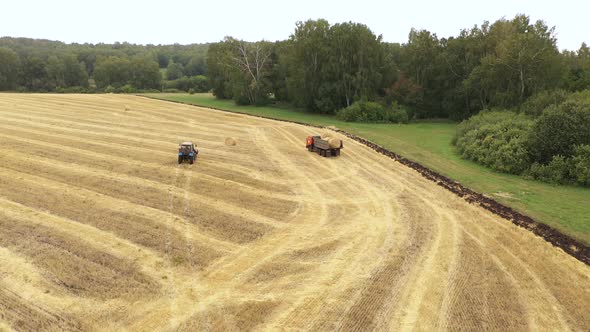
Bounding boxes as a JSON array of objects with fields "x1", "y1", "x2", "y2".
[
  {"x1": 178, "y1": 156, "x2": 182, "y2": 164},
  {"x1": 308, "y1": 146, "x2": 313, "y2": 152},
  {"x1": 189, "y1": 157, "x2": 194, "y2": 165}
]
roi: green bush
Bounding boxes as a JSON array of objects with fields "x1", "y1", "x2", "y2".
[
  {"x1": 163, "y1": 75, "x2": 209, "y2": 93},
  {"x1": 453, "y1": 108, "x2": 506, "y2": 145},
  {"x1": 234, "y1": 95, "x2": 251, "y2": 105},
  {"x1": 254, "y1": 95, "x2": 271, "y2": 106},
  {"x1": 104, "y1": 85, "x2": 117, "y2": 93},
  {"x1": 528, "y1": 98, "x2": 590, "y2": 164},
  {"x1": 519, "y1": 89, "x2": 568, "y2": 117},
  {"x1": 188, "y1": 88, "x2": 195, "y2": 95},
  {"x1": 190, "y1": 75, "x2": 209, "y2": 92},
  {"x1": 162, "y1": 88, "x2": 181, "y2": 93},
  {"x1": 70, "y1": 86, "x2": 88, "y2": 93},
  {"x1": 455, "y1": 111, "x2": 533, "y2": 174},
  {"x1": 121, "y1": 84, "x2": 136, "y2": 93},
  {"x1": 567, "y1": 89, "x2": 590, "y2": 103},
  {"x1": 337, "y1": 101, "x2": 383, "y2": 122},
  {"x1": 383, "y1": 107, "x2": 409, "y2": 124},
  {"x1": 336, "y1": 102, "x2": 362, "y2": 122},
  {"x1": 170, "y1": 77, "x2": 190, "y2": 91},
  {"x1": 454, "y1": 90, "x2": 590, "y2": 186},
  {"x1": 336, "y1": 101, "x2": 408, "y2": 123},
  {"x1": 55, "y1": 86, "x2": 90, "y2": 93},
  {"x1": 572, "y1": 145, "x2": 590, "y2": 186},
  {"x1": 527, "y1": 155, "x2": 573, "y2": 184},
  {"x1": 135, "y1": 88, "x2": 160, "y2": 93}
]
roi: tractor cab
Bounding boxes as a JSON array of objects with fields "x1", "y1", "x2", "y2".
[{"x1": 178, "y1": 141, "x2": 198, "y2": 164}]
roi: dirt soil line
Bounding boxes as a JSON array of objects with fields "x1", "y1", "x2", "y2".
[{"x1": 141, "y1": 95, "x2": 589, "y2": 266}]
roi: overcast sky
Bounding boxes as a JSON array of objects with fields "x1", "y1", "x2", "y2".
[{"x1": 1, "y1": 0, "x2": 587, "y2": 50}]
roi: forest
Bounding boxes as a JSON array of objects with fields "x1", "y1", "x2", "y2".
[
  {"x1": 208, "y1": 16, "x2": 589, "y2": 119},
  {"x1": 0, "y1": 37, "x2": 209, "y2": 93}
]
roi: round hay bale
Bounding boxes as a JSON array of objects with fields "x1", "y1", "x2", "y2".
[
  {"x1": 225, "y1": 137, "x2": 237, "y2": 146},
  {"x1": 328, "y1": 137, "x2": 342, "y2": 149}
]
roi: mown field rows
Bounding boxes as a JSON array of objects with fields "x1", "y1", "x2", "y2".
[
  {"x1": 0, "y1": 94, "x2": 588, "y2": 331},
  {"x1": 151, "y1": 93, "x2": 590, "y2": 245}
]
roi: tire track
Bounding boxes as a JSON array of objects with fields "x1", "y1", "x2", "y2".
[
  {"x1": 0, "y1": 165, "x2": 237, "y2": 255},
  {"x1": 0, "y1": 148, "x2": 284, "y2": 230},
  {"x1": 0, "y1": 131, "x2": 292, "y2": 195},
  {"x1": 0, "y1": 119, "x2": 260, "y2": 165}
]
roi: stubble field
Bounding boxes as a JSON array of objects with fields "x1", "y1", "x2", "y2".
[{"x1": 0, "y1": 94, "x2": 588, "y2": 331}]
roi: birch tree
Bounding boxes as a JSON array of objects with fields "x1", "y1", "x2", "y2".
[{"x1": 231, "y1": 38, "x2": 273, "y2": 105}]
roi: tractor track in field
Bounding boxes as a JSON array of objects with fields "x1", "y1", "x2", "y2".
[
  {"x1": 0, "y1": 94, "x2": 588, "y2": 331},
  {"x1": 141, "y1": 95, "x2": 589, "y2": 266}
]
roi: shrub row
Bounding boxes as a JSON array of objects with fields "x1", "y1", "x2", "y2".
[
  {"x1": 163, "y1": 75, "x2": 209, "y2": 93},
  {"x1": 455, "y1": 111, "x2": 532, "y2": 174},
  {"x1": 527, "y1": 145, "x2": 590, "y2": 185},
  {"x1": 336, "y1": 101, "x2": 409, "y2": 124},
  {"x1": 14, "y1": 85, "x2": 163, "y2": 94},
  {"x1": 455, "y1": 90, "x2": 590, "y2": 186}
]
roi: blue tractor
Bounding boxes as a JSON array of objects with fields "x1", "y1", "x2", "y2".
[{"x1": 178, "y1": 141, "x2": 198, "y2": 164}]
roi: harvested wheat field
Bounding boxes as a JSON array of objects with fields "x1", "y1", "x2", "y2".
[{"x1": 0, "y1": 93, "x2": 588, "y2": 331}]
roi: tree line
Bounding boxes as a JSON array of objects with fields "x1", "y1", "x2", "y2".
[
  {"x1": 1, "y1": 14, "x2": 589, "y2": 120},
  {"x1": 208, "y1": 20, "x2": 392, "y2": 112},
  {"x1": 0, "y1": 37, "x2": 209, "y2": 93},
  {"x1": 208, "y1": 15, "x2": 590, "y2": 120}
]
